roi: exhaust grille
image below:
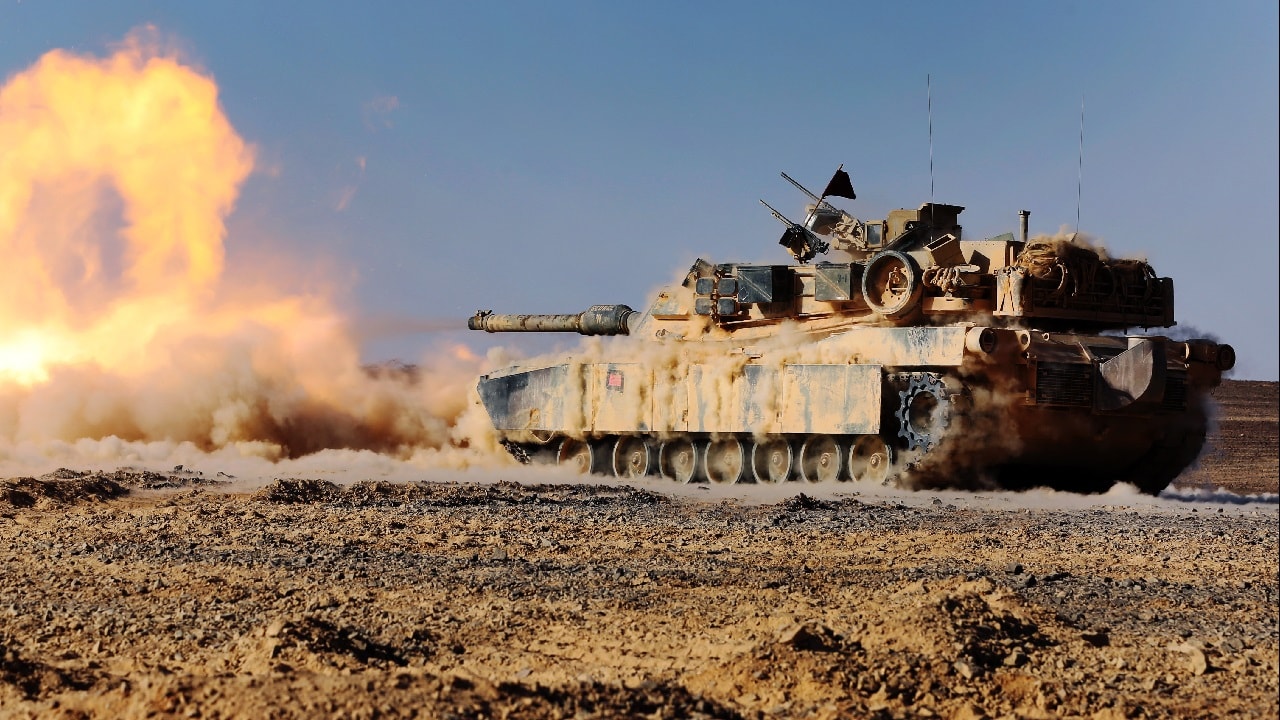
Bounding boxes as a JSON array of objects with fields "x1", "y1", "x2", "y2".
[
  {"x1": 1035, "y1": 362, "x2": 1093, "y2": 407},
  {"x1": 1162, "y1": 372, "x2": 1188, "y2": 412}
]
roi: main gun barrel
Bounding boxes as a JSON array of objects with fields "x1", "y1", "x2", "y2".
[{"x1": 468, "y1": 304, "x2": 635, "y2": 335}]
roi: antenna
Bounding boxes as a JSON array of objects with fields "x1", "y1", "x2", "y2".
[
  {"x1": 1076, "y1": 95, "x2": 1085, "y2": 236},
  {"x1": 928, "y1": 74, "x2": 935, "y2": 227}
]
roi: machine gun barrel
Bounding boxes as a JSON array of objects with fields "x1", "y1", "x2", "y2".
[
  {"x1": 759, "y1": 199, "x2": 798, "y2": 227},
  {"x1": 468, "y1": 304, "x2": 635, "y2": 335},
  {"x1": 780, "y1": 172, "x2": 839, "y2": 214}
]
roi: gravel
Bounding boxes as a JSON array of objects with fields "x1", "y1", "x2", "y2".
[{"x1": 0, "y1": 473, "x2": 1275, "y2": 718}]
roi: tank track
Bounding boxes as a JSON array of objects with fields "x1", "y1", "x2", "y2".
[
  {"x1": 500, "y1": 374, "x2": 971, "y2": 487},
  {"x1": 498, "y1": 377, "x2": 1200, "y2": 497},
  {"x1": 507, "y1": 431, "x2": 920, "y2": 487},
  {"x1": 501, "y1": 440, "x2": 532, "y2": 465}
]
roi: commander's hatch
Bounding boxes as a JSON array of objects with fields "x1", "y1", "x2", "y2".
[{"x1": 882, "y1": 203, "x2": 965, "y2": 253}]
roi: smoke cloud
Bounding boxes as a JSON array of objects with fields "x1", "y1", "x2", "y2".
[{"x1": 0, "y1": 30, "x2": 502, "y2": 475}]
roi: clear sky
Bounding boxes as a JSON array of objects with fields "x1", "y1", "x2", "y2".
[{"x1": 3, "y1": 1, "x2": 1277, "y2": 379}]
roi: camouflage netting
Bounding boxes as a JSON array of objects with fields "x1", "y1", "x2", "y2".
[{"x1": 1015, "y1": 236, "x2": 1157, "y2": 299}]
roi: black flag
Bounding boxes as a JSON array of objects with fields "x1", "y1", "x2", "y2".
[{"x1": 821, "y1": 166, "x2": 856, "y2": 200}]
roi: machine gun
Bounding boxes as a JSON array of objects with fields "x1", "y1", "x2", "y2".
[{"x1": 760, "y1": 199, "x2": 829, "y2": 263}]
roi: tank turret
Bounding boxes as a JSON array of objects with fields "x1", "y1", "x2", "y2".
[{"x1": 466, "y1": 167, "x2": 1234, "y2": 495}]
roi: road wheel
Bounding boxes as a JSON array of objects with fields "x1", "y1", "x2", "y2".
[
  {"x1": 704, "y1": 437, "x2": 747, "y2": 485},
  {"x1": 799, "y1": 435, "x2": 844, "y2": 483},
  {"x1": 557, "y1": 438, "x2": 602, "y2": 475},
  {"x1": 750, "y1": 437, "x2": 793, "y2": 484},
  {"x1": 848, "y1": 435, "x2": 895, "y2": 484},
  {"x1": 659, "y1": 438, "x2": 702, "y2": 484},
  {"x1": 611, "y1": 436, "x2": 653, "y2": 478}
]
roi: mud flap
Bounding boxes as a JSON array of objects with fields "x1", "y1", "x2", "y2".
[{"x1": 1096, "y1": 338, "x2": 1166, "y2": 412}]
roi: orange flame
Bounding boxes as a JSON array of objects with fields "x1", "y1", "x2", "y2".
[
  {"x1": 0, "y1": 31, "x2": 496, "y2": 463},
  {"x1": 0, "y1": 31, "x2": 252, "y2": 381}
]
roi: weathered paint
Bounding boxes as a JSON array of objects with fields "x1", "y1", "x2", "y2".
[
  {"x1": 1096, "y1": 338, "x2": 1167, "y2": 411},
  {"x1": 815, "y1": 326, "x2": 968, "y2": 367},
  {"x1": 779, "y1": 364, "x2": 881, "y2": 434},
  {"x1": 477, "y1": 364, "x2": 571, "y2": 432},
  {"x1": 685, "y1": 364, "x2": 771, "y2": 434},
  {"x1": 588, "y1": 363, "x2": 650, "y2": 433},
  {"x1": 682, "y1": 362, "x2": 882, "y2": 434},
  {"x1": 480, "y1": 360, "x2": 881, "y2": 436}
]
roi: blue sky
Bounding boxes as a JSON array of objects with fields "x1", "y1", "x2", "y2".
[{"x1": 2, "y1": 1, "x2": 1277, "y2": 379}]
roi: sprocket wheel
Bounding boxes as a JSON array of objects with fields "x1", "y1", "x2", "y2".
[{"x1": 895, "y1": 373, "x2": 953, "y2": 452}]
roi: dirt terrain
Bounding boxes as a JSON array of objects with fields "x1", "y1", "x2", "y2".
[
  {"x1": 1178, "y1": 380, "x2": 1279, "y2": 495},
  {"x1": 0, "y1": 380, "x2": 1275, "y2": 719}
]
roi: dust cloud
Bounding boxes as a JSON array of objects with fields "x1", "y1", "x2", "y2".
[
  {"x1": 0, "y1": 32, "x2": 1246, "y2": 505},
  {"x1": 0, "y1": 30, "x2": 504, "y2": 477}
]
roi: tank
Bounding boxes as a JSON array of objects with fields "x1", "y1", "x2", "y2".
[{"x1": 466, "y1": 167, "x2": 1235, "y2": 494}]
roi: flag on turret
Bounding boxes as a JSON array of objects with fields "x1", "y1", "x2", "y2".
[{"x1": 821, "y1": 166, "x2": 856, "y2": 200}]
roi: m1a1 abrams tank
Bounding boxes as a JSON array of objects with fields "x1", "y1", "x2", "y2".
[{"x1": 466, "y1": 167, "x2": 1235, "y2": 494}]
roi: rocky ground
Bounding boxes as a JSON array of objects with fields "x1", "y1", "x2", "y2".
[{"x1": 0, "y1": 380, "x2": 1275, "y2": 720}]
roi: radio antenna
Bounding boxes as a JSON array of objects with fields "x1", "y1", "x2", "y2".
[
  {"x1": 1076, "y1": 95, "x2": 1085, "y2": 236},
  {"x1": 928, "y1": 74, "x2": 935, "y2": 226}
]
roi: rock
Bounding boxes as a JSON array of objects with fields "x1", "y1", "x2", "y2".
[
  {"x1": 1006, "y1": 562, "x2": 1024, "y2": 575},
  {"x1": 1081, "y1": 630, "x2": 1110, "y2": 647},
  {"x1": 1004, "y1": 648, "x2": 1029, "y2": 667},
  {"x1": 1184, "y1": 636, "x2": 1209, "y2": 651},
  {"x1": 776, "y1": 622, "x2": 840, "y2": 652},
  {"x1": 953, "y1": 658, "x2": 978, "y2": 679},
  {"x1": 1173, "y1": 642, "x2": 1210, "y2": 676},
  {"x1": 265, "y1": 618, "x2": 287, "y2": 638}
]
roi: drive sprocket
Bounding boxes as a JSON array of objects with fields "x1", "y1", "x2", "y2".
[{"x1": 895, "y1": 373, "x2": 953, "y2": 452}]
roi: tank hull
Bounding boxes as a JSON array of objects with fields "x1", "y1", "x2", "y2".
[{"x1": 474, "y1": 325, "x2": 1222, "y2": 494}]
